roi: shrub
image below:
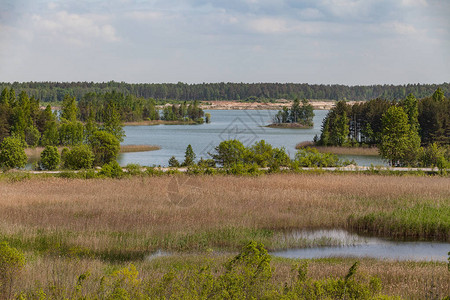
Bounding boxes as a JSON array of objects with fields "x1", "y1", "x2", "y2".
[
  {"x1": 419, "y1": 143, "x2": 448, "y2": 169},
  {"x1": 39, "y1": 145, "x2": 60, "y2": 170},
  {"x1": 0, "y1": 136, "x2": 27, "y2": 170},
  {"x1": 168, "y1": 156, "x2": 180, "y2": 167},
  {"x1": 294, "y1": 147, "x2": 340, "y2": 167},
  {"x1": 99, "y1": 160, "x2": 124, "y2": 178},
  {"x1": 0, "y1": 242, "x2": 25, "y2": 299},
  {"x1": 89, "y1": 130, "x2": 120, "y2": 166},
  {"x1": 125, "y1": 164, "x2": 142, "y2": 176},
  {"x1": 62, "y1": 145, "x2": 94, "y2": 170}
]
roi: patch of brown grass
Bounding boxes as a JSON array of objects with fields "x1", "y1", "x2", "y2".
[
  {"x1": 0, "y1": 174, "x2": 448, "y2": 251},
  {"x1": 120, "y1": 144, "x2": 161, "y2": 153},
  {"x1": 295, "y1": 145, "x2": 380, "y2": 156},
  {"x1": 24, "y1": 147, "x2": 66, "y2": 161}
]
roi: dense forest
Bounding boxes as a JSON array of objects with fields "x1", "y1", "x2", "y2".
[
  {"x1": 317, "y1": 88, "x2": 450, "y2": 167},
  {"x1": 0, "y1": 81, "x2": 449, "y2": 102}
]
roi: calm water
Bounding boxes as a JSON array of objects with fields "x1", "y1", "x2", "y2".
[
  {"x1": 119, "y1": 110, "x2": 386, "y2": 167},
  {"x1": 272, "y1": 230, "x2": 450, "y2": 262}
]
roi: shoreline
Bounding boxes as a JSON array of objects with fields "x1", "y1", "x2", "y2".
[
  {"x1": 200, "y1": 100, "x2": 363, "y2": 110},
  {"x1": 266, "y1": 123, "x2": 313, "y2": 129}
]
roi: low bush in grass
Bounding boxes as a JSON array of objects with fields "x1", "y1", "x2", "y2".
[{"x1": 61, "y1": 145, "x2": 94, "y2": 170}]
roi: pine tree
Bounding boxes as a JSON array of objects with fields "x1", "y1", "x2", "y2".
[{"x1": 183, "y1": 144, "x2": 196, "y2": 166}]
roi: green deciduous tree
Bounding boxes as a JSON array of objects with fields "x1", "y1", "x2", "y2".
[
  {"x1": 379, "y1": 106, "x2": 421, "y2": 166},
  {"x1": 59, "y1": 121, "x2": 84, "y2": 146},
  {"x1": 40, "y1": 145, "x2": 60, "y2": 170},
  {"x1": 102, "y1": 99, "x2": 125, "y2": 142},
  {"x1": 210, "y1": 139, "x2": 248, "y2": 167},
  {"x1": 61, "y1": 94, "x2": 78, "y2": 122},
  {"x1": 0, "y1": 136, "x2": 27, "y2": 170},
  {"x1": 89, "y1": 130, "x2": 120, "y2": 166}
]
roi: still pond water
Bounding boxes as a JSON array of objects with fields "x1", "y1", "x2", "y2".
[
  {"x1": 273, "y1": 230, "x2": 449, "y2": 262},
  {"x1": 119, "y1": 110, "x2": 386, "y2": 167}
]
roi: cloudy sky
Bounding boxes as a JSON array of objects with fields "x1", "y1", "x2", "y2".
[{"x1": 0, "y1": 0, "x2": 449, "y2": 84}]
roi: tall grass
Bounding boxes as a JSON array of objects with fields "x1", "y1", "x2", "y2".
[
  {"x1": 0, "y1": 174, "x2": 447, "y2": 255},
  {"x1": 348, "y1": 204, "x2": 450, "y2": 241}
]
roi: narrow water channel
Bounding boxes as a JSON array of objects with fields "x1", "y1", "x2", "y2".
[{"x1": 272, "y1": 229, "x2": 449, "y2": 262}]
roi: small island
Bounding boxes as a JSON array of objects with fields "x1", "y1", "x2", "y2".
[{"x1": 267, "y1": 98, "x2": 314, "y2": 128}]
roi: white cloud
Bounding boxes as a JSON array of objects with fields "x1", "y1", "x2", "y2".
[
  {"x1": 126, "y1": 11, "x2": 165, "y2": 21},
  {"x1": 391, "y1": 22, "x2": 419, "y2": 35},
  {"x1": 248, "y1": 17, "x2": 289, "y2": 33},
  {"x1": 31, "y1": 11, "x2": 119, "y2": 45},
  {"x1": 401, "y1": 0, "x2": 428, "y2": 7}
]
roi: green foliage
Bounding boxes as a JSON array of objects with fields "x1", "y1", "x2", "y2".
[
  {"x1": 40, "y1": 121, "x2": 59, "y2": 146},
  {"x1": 102, "y1": 99, "x2": 125, "y2": 142},
  {"x1": 205, "y1": 112, "x2": 211, "y2": 123},
  {"x1": 379, "y1": 106, "x2": 421, "y2": 166},
  {"x1": 61, "y1": 145, "x2": 94, "y2": 170},
  {"x1": 419, "y1": 143, "x2": 449, "y2": 169},
  {"x1": 39, "y1": 146, "x2": 60, "y2": 170},
  {"x1": 58, "y1": 121, "x2": 84, "y2": 146},
  {"x1": 273, "y1": 98, "x2": 315, "y2": 126},
  {"x1": 99, "y1": 160, "x2": 124, "y2": 178},
  {"x1": 24, "y1": 125, "x2": 40, "y2": 148},
  {"x1": 182, "y1": 144, "x2": 196, "y2": 166},
  {"x1": 89, "y1": 130, "x2": 120, "y2": 166},
  {"x1": 60, "y1": 94, "x2": 78, "y2": 122},
  {"x1": 348, "y1": 204, "x2": 450, "y2": 241},
  {"x1": 210, "y1": 139, "x2": 248, "y2": 167},
  {"x1": 294, "y1": 147, "x2": 341, "y2": 167},
  {"x1": 401, "y1": 93, "x2": 419, "y2": 131},
  {"x1": 0, "y1": 242, "x2": 25, "y2": 299},
  {"x1": 168, "y1": 156, "x2": 180, "y2": 167},
  {"x1": 1, "y1": 81, "x2": 449, "y2": 102},
  {"x1": 0, "y1": 136, "x2": 27, "y2": 170}
]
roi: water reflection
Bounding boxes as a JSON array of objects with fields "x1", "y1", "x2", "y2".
[{"x1": 273, "y1": 229, "x2": 449, "y2": 262}]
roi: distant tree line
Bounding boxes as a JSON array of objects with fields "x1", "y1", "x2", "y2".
[
  {"x1": 317, "y1": 88, "x2": 450, "y2": 167},
  {"x1": 0, "y1": 81, "x2": 449, "y2": 102}
]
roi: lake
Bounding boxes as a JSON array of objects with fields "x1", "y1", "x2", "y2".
[{"x1": 119, "y1": 110, "x2": 386, "y2": 167}]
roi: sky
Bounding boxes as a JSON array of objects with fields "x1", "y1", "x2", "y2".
[{"x1": 0, "y1": 0, "x2": 449, "y2": 85}]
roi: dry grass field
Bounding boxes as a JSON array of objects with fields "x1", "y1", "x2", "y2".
[{"x1": 0, "y1": 173, "x2": 448, "y2": 298}]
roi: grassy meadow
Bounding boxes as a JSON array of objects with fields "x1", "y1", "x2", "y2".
[{"x1": 0, "y1": 173, "x2": 448, "y2": 298}]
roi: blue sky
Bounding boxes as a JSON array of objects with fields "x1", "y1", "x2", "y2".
[{"x1": 0, "y1": 0, "x2": 449, "y2": 84}]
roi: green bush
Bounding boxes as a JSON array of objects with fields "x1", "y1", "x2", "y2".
[
  {"x1": 62, "y1": 145, "x2": 94, "y2": 170},
  {"x1": 99, "y1": 160, "x2": 124, "y2": 178},
  {"x1": 0, "y1": 242, "x2": 25, "y2": 299},
  {"x1": 294, "y1": 147, "x2": 340, "y2": 167},
  {"x1": 39, "y1": 145, "x2": 60, "y2": 170},
  {"x1": 0, "y1": 136, "x2": 27, "y2": 170}
]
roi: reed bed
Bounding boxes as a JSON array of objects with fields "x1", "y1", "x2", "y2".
[
  {"x1": 0, "y1": 174, "x2": 448, "y2": 255},
  {"x1": 1, "y1": 174, "x2": 449, "y2": 298},
  {"x1": 119, "y1": 144, "x2": 161, "y2": 153},
  {"x1": 295, "y1": 144, "x2": 380, "y2": 156}
]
